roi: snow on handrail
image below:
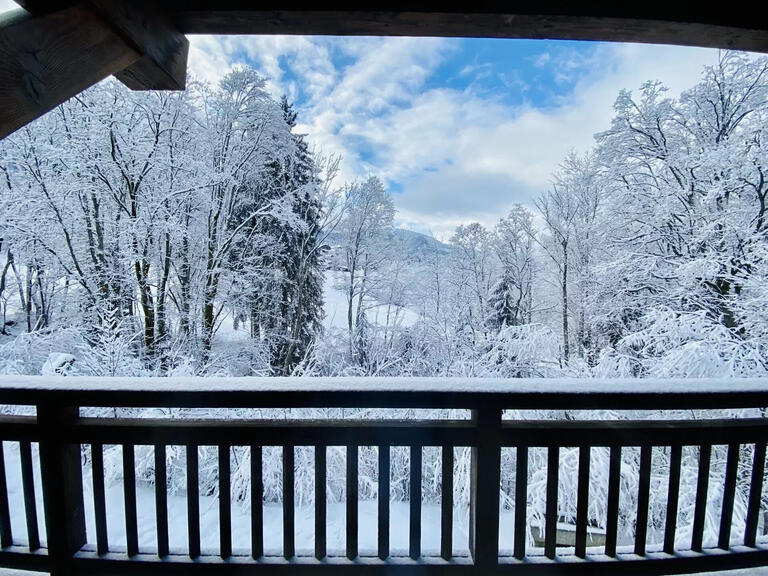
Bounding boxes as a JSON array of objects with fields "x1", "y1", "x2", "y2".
[{"x1": 1, "y1": 375, "x2": 768, "y2": 409}]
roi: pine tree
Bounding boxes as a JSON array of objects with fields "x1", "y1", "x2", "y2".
[
  {"x1": 488, "y1": 273, "x2": 522, "y2": 330},
  {"x1": 233, "y1": 96, "x2": 325, "y2": 373},
  {"x1": 278, "y1": 97, "x2": 325, "y2": 374}
]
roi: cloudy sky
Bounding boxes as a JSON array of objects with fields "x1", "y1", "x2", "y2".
[
  {"x1": 176, "y1": 37, "x2": 725, "y2": 238},
  {"x1": 0, "y1": 1, "x2": 727, "y2": 238}
]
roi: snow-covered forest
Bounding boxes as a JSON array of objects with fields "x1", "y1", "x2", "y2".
[
  {"x1": 1, "y1": 51, "x2": 768, "y2": 554},
  {"x1": 1, "y1": 52, "x2": 767, "y2": 379}
]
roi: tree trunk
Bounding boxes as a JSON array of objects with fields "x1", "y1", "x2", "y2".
[
  {"x1": 282, "y1": 271, "x2": 305, "y2": 376},
  {"x1": 134, "y1": 259, "x2": 155, "y2": 359},
  {"x1": 0, "y1": 249, "x2": 12, "y2": 335},
  {"x1": 155, "y1": 231, "x2": 172, "y2": 371},
  {"x1": 201, "y1": 231, "x2": 220, "y2": 361},
  {"x1": 9, "y1": 256, "x2": 28, "y2": 332},
  {"x1": 561, "y1": 241, "x2": 570, "y2": 362},
  {"x1": 178, "y1": 232, "x2": 191, "y2": 339}
]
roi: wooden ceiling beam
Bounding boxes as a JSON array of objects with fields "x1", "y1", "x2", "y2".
[
  {"x1": 16, "y1": 0, "x2": 189, "y2": 90},
  {"x1": 173, "y1": 9, "x2": 768, "y2": 53},
  {"x1": 0, "y1": 5, "x2": 140, "y2": 139},
  {"x1": 0, "y1": 1, "x2": 188, "y2": 138},
  {"x1": 11, "y1": 1, "x2": 768, "y2": 53},
  {"x1": 3, "y1": 0, "x2": 768, "y2": 140},
  {"x1": 87, "y1": 0, "x2": 188, "y2": 91}
]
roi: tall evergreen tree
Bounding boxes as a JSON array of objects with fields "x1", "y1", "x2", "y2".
[{"x1": 236, "y1": 96, "x2": 325, "y2": 373}]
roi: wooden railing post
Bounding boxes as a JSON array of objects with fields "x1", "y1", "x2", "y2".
[
  {"x1": 468, "y1": 406, "x2": 502, "y2": 569},
  {"x1": 37, "y1": 405, "x2": 86, "y2": 576}
]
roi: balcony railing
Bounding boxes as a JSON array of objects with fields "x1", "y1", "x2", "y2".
[{"x1": 1, "y1": 376, "x2": 768, "y2": 575}]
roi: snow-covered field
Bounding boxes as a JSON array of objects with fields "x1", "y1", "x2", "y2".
[
  {"x1": 208, "y1": 271, "x2": 418, "y2": 344},
  {"x1": 322, "y1": 272, "x2": 419, "y2": 331},
  {"x1": 3, "y1": 441, "x2": 767, "y2": 576},
  {"x1": 3, "y1": 442, "x2": 473, "y2": 556},
  {"x1": 0, "y1": 441, "x2": 611, "y2": 558}
]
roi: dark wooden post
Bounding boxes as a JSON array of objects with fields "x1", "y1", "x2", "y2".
[
  {"x1": 468, "y1": 407, "x2": 502, "y2": 569},
  {"x1": 37, "y1": 404, "x2": 86, "y2": 576}
]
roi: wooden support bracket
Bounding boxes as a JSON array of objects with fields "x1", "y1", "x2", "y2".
[{"x1": 0, "y1": 0, "x2": 188, "y2": 139}]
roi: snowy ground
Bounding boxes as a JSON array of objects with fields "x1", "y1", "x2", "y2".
[
  {"x1": 209, "y1": 271, "x2": 419, "y2": 347},
  {"x1": 3, "y1": 442, "x2": 472, "y2": 556},
  {"x1": 2, "y1": 442, "x2": 610, "y2": 558},
  {"x1": 322, "y1": 272, "x2": 419, "y2": 331},
  {"x1": 3, "y1": 443, "x2": 767, "y2": 575}
]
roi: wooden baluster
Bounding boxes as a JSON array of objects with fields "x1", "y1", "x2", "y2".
[
  {"x1": 410, "y1": 445, "x2": 422, "y2": 560},
  {"x1": 692, "y1": 444, "x2": 711, "y2": 552},
  {"x1": 186, "y1": 444, "x2": 200, "y2": 559},
  {"x1": 123, "y1": 444, "x2": 138, "y2": 557},
  {"x1": 315, "y1": 445, "x2": 326, "y2": 560},
  {"x1": 154, "y1": 444, "x2": 168, "y2": 558},
  {"x1": 634, "y1": 446, "x2": 652, "y2": 557},
  {"x1": 19, "y1": 440, "x2": 39, "y2": 551},
  {"x1": 91, "y1": 443, "x2": 108, "y2": 555},
  {"x1": 378, "y1": 445, "x2": 390, "y2": 560},
  {"x1": 219, "y1": 445, "x2": 231, "y2": 559},
  {"x1": 604, "y1": 446, "x2": 621, "y2": 557},
  {"x1": 574, "y1": 446, "x2": 590, "y2": 559},
  {"x1": 441, "y1": 445, "x2": 453, "y2": 561},
  {"x1": 251, "y1": 445, "x2": 263, "y2": 559},
  {"x1": 283, "y1": 445, "x2": 295, "y2": 559},
  {"x1": 664, "y1": 444, "x2": 682, "y2": 554},
  {"x1": 0, "y1": 441, "x2": 12, "y2": 548},
  {"x1": 513, "y1": 446, "x2": 528, "y2": 560},
  {"x1": 718, "y1": 443, "x2": 740, "y2": 550},
  {"x1": 346, "y1": 445, "x2": 358, "y2": 560},
  {"x1": 545, "y1": 446, "x2": 559, "y2": 560},
  {"x1": 745, "y1": 442, "x2": 766, "y2": 547}
]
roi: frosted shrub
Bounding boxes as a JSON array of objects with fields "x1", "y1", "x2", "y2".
[
  {"x1": 204, "y1": 338, "x2": 272, "y2": 376},
  {"x1": 0, "y1": 327, "x2": 85, "y2": 375},
  {"x1": 483, "y1": 324, "x2": 562, "y2": 377},
  {"x1": 617, "y1": 308, "x2": 767, "y2": 378}
]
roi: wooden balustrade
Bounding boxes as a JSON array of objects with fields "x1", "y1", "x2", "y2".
[{"x1": 0, "y1": 376, "x2": 768, "y2": 574}]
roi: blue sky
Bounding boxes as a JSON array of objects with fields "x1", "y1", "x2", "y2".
[
  {"x1": 185, "y1": 35, "x2": 724, "y2": 238},
  {"x1": 0, "y1": 0, "x2": 727, "y2": 238}
]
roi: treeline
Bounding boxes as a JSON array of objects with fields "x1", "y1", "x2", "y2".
[
  {"x1": 1, "y1": 52, "x2": 767, "y2": 379},
  {"x1": 0, "y1": 67, "x2": 332, "y2": 376},
  {"x1": 320, "y1": 52, "x2": 768, "y2": 378}
]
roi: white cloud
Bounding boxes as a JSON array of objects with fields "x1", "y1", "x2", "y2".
[
  {"x1": 186, "y1": 35, "x2": 727, "y2": 236},
  {"x1": 294, "y1": 37, "x2": 455, "y2": 183},
  {"x1": 333, "y1": 42, "x2": 720, "y2": 233}
]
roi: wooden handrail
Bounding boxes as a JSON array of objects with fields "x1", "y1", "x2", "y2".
[{"x1": 2, "y1": 376, "x2": 768, "y2": 409}]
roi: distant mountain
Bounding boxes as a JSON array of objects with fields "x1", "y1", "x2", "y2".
[
  {"x1": 386, "y1": 228, "x2": 450, "y2": 259},
  {"x1": 325, "y1": 227, "x2": 449, "y2": 266}
]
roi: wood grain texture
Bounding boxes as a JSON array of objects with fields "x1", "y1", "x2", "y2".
[
  {"x1": 89, "y1": 0, "x2": 188, "y2": 90},
  {"x1": 16, "y1": 0, "x2": 188, "y2": 89},
  {"x1": 0, "y1": 5, "x2": 139, "y2": 139},
  {"x1": 170, "y1": 9, "x2": 768, "y2": 53}
]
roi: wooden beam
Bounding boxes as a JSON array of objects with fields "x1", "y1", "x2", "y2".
[
  {"x1": 12, "y1": 1, "x2": 768, "y2": 53},
  {"x1": 171, "y1": 9, "x2": 768, "y2": 53},
  {"x1": 14, "y1": 0, "x2": 189, "y2": 90},
  {"x1": 0, "y1": 1, "x2": 188, "y2": 138},
  {"x1": 89, "y1": 0, "x2": 188, "y2": 90},
  {"x1": 140, "y1": 2, "x2": 768, "y2": 54},
  {"x1": 0, "y1": 6, "x2": 140, "y2": 139}
]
